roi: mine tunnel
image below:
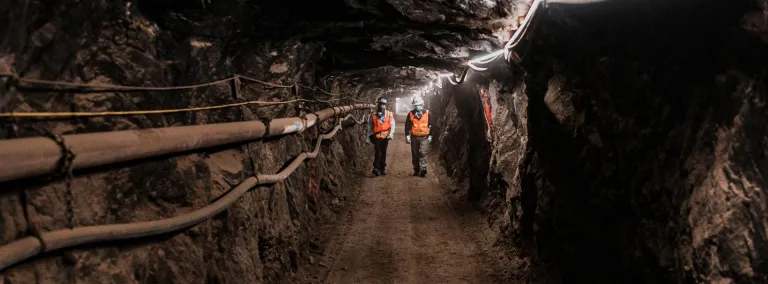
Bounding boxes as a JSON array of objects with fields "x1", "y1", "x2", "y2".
[{"x1": 1, "y1": 0, "x2": 767, "y2": 283}]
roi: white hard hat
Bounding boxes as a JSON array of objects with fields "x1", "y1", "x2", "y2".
[{"x1": 412, "y1": 96, "x2": 424, "y2": 106}]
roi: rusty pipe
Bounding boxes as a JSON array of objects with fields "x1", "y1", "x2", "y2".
[
  {"x1": 0, "y1": 114, "x2": 365, "y2": 271},
  {"x1": 0, "y1": 104, "x2": 373, "y2": 183}
]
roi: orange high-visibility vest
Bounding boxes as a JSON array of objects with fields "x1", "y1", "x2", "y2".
[
  {"x1": 371, "y1": 110, "x2": 393, "y2": 139},
  {"x1": 409, "y1": 111, "x2": 430, "y2": 137}
]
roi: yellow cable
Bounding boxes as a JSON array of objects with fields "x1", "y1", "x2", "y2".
[
  {"x1": 0, "y1": 72, "x2": 372, "y2": 118},
  {"x1": 236, "y1": 75, "x2": 294, "y2": 88},
  {"x1": 0, "y1": 73, "x2": 298, "y2": 91}
]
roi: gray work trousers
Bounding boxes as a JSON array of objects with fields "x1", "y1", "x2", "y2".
[{"x1": 410, "y1": 136, "x2": 429, "y2": 171}]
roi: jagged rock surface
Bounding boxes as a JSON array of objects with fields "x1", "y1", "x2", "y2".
[
  {"x1": 0, "y1": 1, "x2": 370, "y2": 283},
  {"x1": 2, "y1": 0, "x2": 768, "y2": 283},
  {"x1": 429, "y1": 0, "x2": 768, "y2": 283},
  {"x1": 0, "y1": 0, "x2": 527, "y2": 282}
]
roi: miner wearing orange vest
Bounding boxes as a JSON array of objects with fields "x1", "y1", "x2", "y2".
[
  {"x1": 405, "y1": 96, "x2": 433, "y2": 177},
  {"x1": 365, "y1": 97, "x2": 396, "y2": 176}
]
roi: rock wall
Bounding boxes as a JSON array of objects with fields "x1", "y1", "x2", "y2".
[
  {"x1": 0, "y1": 1, "x2": 370, "y2": 283},
  {"x1": 428, "y1": 63, "x2": 536, "y2": 280},
  {"x1": 429, "y1": 0, "x2": 768, "y2": 283}
]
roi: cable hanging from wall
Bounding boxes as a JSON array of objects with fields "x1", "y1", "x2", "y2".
[
  {"x1": 419, "y1": 0, "x2": 604, "y2": 95},
  {"x1": 0, "y1": 72, "x2": 373, "y2": 118}
]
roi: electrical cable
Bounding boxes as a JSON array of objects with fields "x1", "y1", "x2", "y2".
[
  {"x1": 466, "y1": 62, "x2": 488, "y2": 72},
  {"x1": 0, "y1": 72, "x2": 373, "y2": 118},
  {"x1": 0, "y1": 72, "x2": 238, "y2": 91},
  {"x1": 235, "y1": 75, "x2": 294, "y2": 88},
  {"x1": 0, "y1": 112, "x2": 367, "y2": 271},
  {"x1": 426, "y1": 0, "x2": 554, "y2": 87}
]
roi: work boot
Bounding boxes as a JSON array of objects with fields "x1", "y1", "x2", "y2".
[
  {"x1": 413, "y1": 170, "x2": 419, "y2": 176},
  {"x1": 380, "y1": 168, "x2": 387, "y2": 176},
  {"x1": 372, "y1": 168, "x2": 380, "y2": 176},
  {"x1": 419, "y1": 169, "x2": 427, "y2": 177}
]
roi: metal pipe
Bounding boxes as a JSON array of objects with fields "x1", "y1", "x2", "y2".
[
  {"x1": 0, "y1": 104, "x2": 373, "y2": 183},
  {"x1": 0, "y1": 114, "x2": 365, "y2": 271}
]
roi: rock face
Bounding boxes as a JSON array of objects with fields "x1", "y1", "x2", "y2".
[
  {"x1": 429, "y1": 0, "x2": 768, "y2": 283},
  {"x1": 0, "y1": 1, "x2": 372, "y2": 283},
  {"x1": 0, "y1": 0, "x2": 529, "y2": 281},
  {"x1": 2, "y1": 0, "x2": 768, "y2": 283}
]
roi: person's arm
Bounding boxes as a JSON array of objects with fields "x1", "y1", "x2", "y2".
[
  {"x1": 426, "y1": 111, "x2": 434, "y2": 143},
  {"x1": 388, "y1": 112, "x2": 396, "y2": 137},
  {"x1": 404, "y1": 112, "x2": 412, "y2": 136},
  {"x1": 428, "y1": 111, "x2": 434, "y2": 134}
]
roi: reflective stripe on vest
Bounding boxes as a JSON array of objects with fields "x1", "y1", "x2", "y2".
[
  {"x1": 372, "y1": 110, "x2": 393, "y2": 139},
  {"x1": 409, "y1": 111, "x2": 429, "y2": 137}
]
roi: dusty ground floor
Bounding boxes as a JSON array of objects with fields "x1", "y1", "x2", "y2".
[{"x1": 289, "y1": 124, "x2": 525, "y2": 283}]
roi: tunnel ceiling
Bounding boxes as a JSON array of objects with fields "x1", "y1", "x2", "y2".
[{"x1": 136, "y1": 0, "x2": 520, "y2": 91}]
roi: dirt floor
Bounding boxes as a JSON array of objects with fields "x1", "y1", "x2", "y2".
[{"x1": 292, "y1": 122, "x2": 516, "y2": 284}]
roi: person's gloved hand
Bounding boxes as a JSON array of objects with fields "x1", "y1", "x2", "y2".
[
  {"x1": 406, "y1": 135, "x2": 411, "y2": 144},
  {"x1": 427, "y1": 135, "x2": 433, "y2": 144},
  {"x1": 387, "y1": 133, "x2": 394, "y2": 140}
]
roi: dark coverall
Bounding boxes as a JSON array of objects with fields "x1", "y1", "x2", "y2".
[{"x1": 404, "y1": 109, "x2": 433, "y2": 174}]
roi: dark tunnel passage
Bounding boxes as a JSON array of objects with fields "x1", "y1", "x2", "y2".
[{"x1": 1, "y1": 0, "x2": 767, "y2": 283}]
